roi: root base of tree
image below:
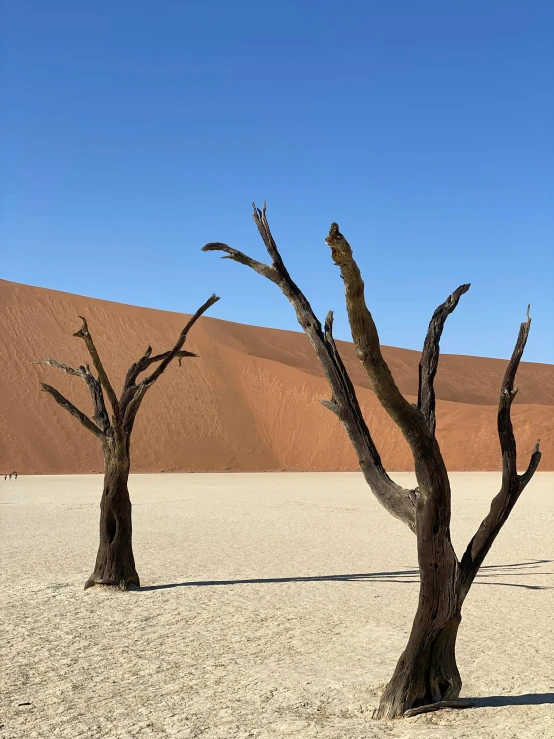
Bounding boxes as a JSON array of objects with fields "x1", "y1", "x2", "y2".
[
  {"x1": 403, "y1": 700, "x2": 475, "y2": 718},
  {"x1": 84, "y1": 575, "x2": 140, "y2": 591}
]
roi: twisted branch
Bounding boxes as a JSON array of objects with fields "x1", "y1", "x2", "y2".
[
  {"x1": 325, "y1": 222, "x2": 432, "y2": 452},
  {"x1": 40, "y1": 383, "x2": 107, "y2": 440},
  {"x1": 143, "y1": 294, "x2": 219, "y2": 385},
  {"x1": 203, "y1": 203, "x2": 417, "y2": 531},
  {"x1": 123, "y1": 347, "x2": 197, "y2": 391},
  {"x1": 460, "y1": 308, "x2": 541, "y2": 597},
  {"x1": 418, "y1": 284, "x2": 471, "y2": 435},
  {"x1": 33, "y1": 358, "x2": 110, "y2": 433},
  {"x1": 120, "y1": 294, "x2": 220, "y2": 431},
  {"x1": 74, "y1": 317, "x2": 121, "y2": 426}
]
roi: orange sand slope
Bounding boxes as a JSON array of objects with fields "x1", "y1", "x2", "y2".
[{"x1": 1, "y1": 279, "x2": 552, "y2": 473}]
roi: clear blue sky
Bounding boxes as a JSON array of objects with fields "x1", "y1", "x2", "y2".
[{"x1": 2, "y1": 1, "x2": 553, "y2": 362}]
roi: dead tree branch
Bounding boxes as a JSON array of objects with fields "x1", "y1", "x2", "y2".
[
  {"x1": 40, "y1": 382, "x2": 107, "y2": 439},
  {"x1": 460, "y1": 308, "x2": 542, "y2": 598},
  {"x1": 418, "y1": 284, "x2": 471, "y2": 435},
  {"x1": 325, "y1": 223, "x2": 433, "y2": 451},
  {"x1": 119, "y1": 294, "x2": 219, "y2": 432},
  {"x1": 74, "y1": 317, "x2": 122, "y2": 426},
  {"x1": 123, "y1": 348, "x2": 197, "y2": 390},
  {"x1": 33, "y1": 358, "x2": 110, "y2": 433},
  {"x1": 203, "y1": 203, "x2": 417, "y2": 531},
  {"x1": 144, "y1": 294, "x2": 219, "y2": 384}
]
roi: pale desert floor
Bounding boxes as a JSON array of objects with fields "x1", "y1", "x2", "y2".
[{"x1": 1, "y1": 473, "x2": 553, "y2": 739}]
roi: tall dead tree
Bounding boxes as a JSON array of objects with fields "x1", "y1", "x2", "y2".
[
  {"x1": 203, "y1": 204, "x2": 541, "y2": 719},
  {"x1": 34, "y1": 294, "x2": 219, "y2": 591}
]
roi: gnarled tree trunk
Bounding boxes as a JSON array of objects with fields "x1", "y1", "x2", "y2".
[
  {"x1": 375, "y1": 585, "x2": 462, "y2": 718},
  {"x1": 84, "y1": 437, "x2": 138, "y2": 590}
]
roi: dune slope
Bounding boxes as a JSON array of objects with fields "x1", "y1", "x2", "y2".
[{"x1": 0, "y1": 279, "x2": 552, "y2": 473}]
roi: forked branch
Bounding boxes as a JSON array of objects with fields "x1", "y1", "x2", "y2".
[
  {"x1": 203, "y1": 242, "x2": 277, "y2": 283},
  {"x1": 325, "y1": 223, "x2": 428, "y2": 450},
  {"x1": 143, "y1": 294, "x2": 219, "y2": 385},
  {"x1": 74, "y1": 317, "x2": 121, "y2": 426},
  {"x1": 124, "y1": 347, "x2": 197, "y2": 390},
  {"x1": 40, "y1": 383, "x2": 107, "y2": 440},
  {"x1": 203, "y1": 204, "x2": 418, "y2": 531},
  {"x1": 119, "y1": 294, "x2": 220, "y2": 431},
  {"x1": 460, "y1": 308, "x2": 541, "y2": 597},
  {"x1": 418, "y1": 284, "x2": 471, "y2": 435},
  {"x1": 33, "y1": 358, "x2": 110, "y2": 433}
]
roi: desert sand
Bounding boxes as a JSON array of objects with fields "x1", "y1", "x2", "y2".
[
  {"x1": 1, "y1": 472, "x2": 552, "y2": 739},
  {"x1": 0, "y1": 279, "x2": 552, "y2": 474}
]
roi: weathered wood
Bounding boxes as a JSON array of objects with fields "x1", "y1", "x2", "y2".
[
  {"x1": 39, "y1": 382, "x2": 107, "y2": 440},
  {"x1": 34, "y1": 359, "x2": 110, "y2": 433},
  {"x1": 459, "y1": 310, "x2": 541, "y2": 599},
  {"x1": 74, "y1": 316, "x2": 122, "y2": 425},
  {"x1": 403, "y1": 700, "x2": 474, "y2": 718},
  {"x1": 84, "y1": 437, "x2": 138, "y2": 590},
  {"x1": 418, "y1": 284, "x2": 471, "y2": 435},
  {"x1": 204, "y1": 203, "x2": 542, "y2": 719},
  {"x1": 35, "y1": 295, "x2": 219, "y2": 590},
  {"x1": 326, "y1": 221, "x2": 462, "y2": 719},
  {"x1": 204, "y1": 205, "x2": 417, "y2": 531}
]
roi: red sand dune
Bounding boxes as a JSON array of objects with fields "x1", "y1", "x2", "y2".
[{"x1": 1, "y1": 279, "x2": 552, "y2": 473}]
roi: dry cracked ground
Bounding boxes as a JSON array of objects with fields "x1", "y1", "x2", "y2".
[{"x1": 1, "y1": 472, "x2": 553, "y2": 739}]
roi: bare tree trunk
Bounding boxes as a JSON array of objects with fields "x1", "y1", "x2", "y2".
[
  {"x1": 376, "y1": 612, "x2": 463, "y2": 718},
  {"x1": 375, "y1": 587, "x2": 462, "y2": 718},
  {"x1": 84, "y1": 437, "x2": 139, "y2": 590}
]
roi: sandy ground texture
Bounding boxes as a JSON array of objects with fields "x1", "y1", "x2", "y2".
[
  {"x1": 1, "y1": 279, "x2": 553, "y2": 474},
  {"x1": 1, "y1": 472, "x2": 553, "y2": 739}
]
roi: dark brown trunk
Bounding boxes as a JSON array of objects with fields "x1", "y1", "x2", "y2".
[
  {"x1": 375, "y1": 611, "x2": 462, "y2": 719},
  {"x1": 84, "y1": 436, "x2": 139, "y2": 590},
  {"x1": 375, "y1": 460, "x2": 463, "y2": 720}
]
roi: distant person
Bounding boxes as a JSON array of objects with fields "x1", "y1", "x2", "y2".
[
  {"x1": 9, "y1": 473, "x2": 12, "y2": 480},
  {"x1": 14, "y1": 471, "x2": 18, "y2": 480},
  {"x1": 3, "y1": 474, "x2": 6, "y2": 481}
]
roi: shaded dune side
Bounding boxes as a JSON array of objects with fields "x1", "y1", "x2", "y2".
[{"x1": 0, "y1": 279, "x2": 552, "y2": 474}]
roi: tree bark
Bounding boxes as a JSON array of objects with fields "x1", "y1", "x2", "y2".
[
  {"x1": 375, "y1": 586, "x2": 462, "y2": 718},
  {"x1": 84, "y1": 437, "x2": 139, "y2": 590}
]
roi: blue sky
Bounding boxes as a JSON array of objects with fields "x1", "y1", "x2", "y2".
[{"x1": 2, "y1": 1, "x2": 553, "y2": 362}]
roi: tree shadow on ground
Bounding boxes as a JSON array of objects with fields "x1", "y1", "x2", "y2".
[
  {"x1": 471, "y1": 693, "x2": 554, "y2": 707},
  {"x1": 139, "y1": 559, "x2": 552, "y2": 592}
]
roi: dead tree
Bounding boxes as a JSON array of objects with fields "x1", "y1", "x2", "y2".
[
  {"x1": 203, "y1": 204, "x2": 541, "y2": 719},
  {"x1": 34, "y1": 294, "x2": 219, "y2": 591}
]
